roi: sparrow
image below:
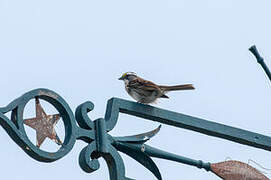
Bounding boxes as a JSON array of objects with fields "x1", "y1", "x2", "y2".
[{"x1": 118, "y1": 72, "x2": 195, "y2": 104}]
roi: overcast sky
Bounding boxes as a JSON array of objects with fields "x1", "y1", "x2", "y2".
[{"x1": 0, "y1": 0, "x2": 271, "y2": 179}]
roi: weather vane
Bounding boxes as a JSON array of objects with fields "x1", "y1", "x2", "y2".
[{"x1": 0, "y1": 46, "x2": 270, "y2": 180}]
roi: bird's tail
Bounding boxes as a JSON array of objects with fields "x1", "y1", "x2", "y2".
[{"x1": 159, "y1": 84, "x2": 195, "y2": 92}]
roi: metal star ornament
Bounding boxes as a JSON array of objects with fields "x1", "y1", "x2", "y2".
[{"x1": 24, "y1": 98, "x2": 62, "y2": 148}]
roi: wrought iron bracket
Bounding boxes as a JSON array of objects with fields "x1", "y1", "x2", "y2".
[
  {"x1": 0, "y1": 88, "x2": 270, "y2": 180},
  {"x1": 106, "y1": 97, "x2": 271, "y2": 152}
]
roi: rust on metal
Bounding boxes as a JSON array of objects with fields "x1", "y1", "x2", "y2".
[
  {"x1": 38, "y1": 90, "x2": 58, "y2": 99},
  {"x1": 24, "y1": 98, "x2": 62, "y2": 148},
  {"x1": 211, "y1": 160, "x2": 269, "y2": 180}
]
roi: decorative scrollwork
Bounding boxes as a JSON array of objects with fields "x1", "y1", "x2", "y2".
[
  {"x1": 74, "y1": 100, "x2": 161, "y2": 180},
  {"x1": 0, "y1": 88, "x2": 77, "y2": 162},
  {"x1": 1, "y1": 88, "x2": 270, "y2": 180},
  {"x1": 0, "y1": 89, "x2": 160, "y2": 180}
]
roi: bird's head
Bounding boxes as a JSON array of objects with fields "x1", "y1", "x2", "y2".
[{"x1": 118, "y1": 72, "x2": 137, "y2": 81}]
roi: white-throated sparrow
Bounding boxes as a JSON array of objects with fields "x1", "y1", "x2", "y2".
[{"x1": 119, "y1": 72, "x2": 195, "y2": 104}]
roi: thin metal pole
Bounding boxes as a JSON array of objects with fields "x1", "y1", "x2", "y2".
[
  {"x1": 114, "y1": 142, "x2": 211, "y2": 172},
  {"x1": 249, "y1": 45, "x2": 271, "y2": 82}
]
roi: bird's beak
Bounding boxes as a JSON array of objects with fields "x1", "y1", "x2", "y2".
[{"x1": 118, "y1": 76, "x2": 124, "y2": 80}]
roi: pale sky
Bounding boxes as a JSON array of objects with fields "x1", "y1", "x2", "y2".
[{"x1": 0, "y1": 0, "x2": 271, "y2": 179}]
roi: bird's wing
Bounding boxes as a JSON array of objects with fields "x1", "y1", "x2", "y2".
[{"x1": 128, "y1": 78, "x2": 160, "y2": 91}]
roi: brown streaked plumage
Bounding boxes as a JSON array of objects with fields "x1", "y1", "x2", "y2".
[{"x1": 119, "y1": 72, "x2": 195, "y2": 104}]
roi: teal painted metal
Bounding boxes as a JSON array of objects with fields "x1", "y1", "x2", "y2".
[
  {"x1": 113, "y1": 142, "x2": 211, "y2": 171},
  {"x1": 106, "y1": 98, "x2": 271, "y2": 152},
  {"x1": 249, "y1": 45, "x2": 271, "y2": 82},
  {"x1": 0, "y1": 88, "x2": 271, "y2": 180},
  {"x1": 0, "y1": 89, "x2": 76, "y2": 162}
]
